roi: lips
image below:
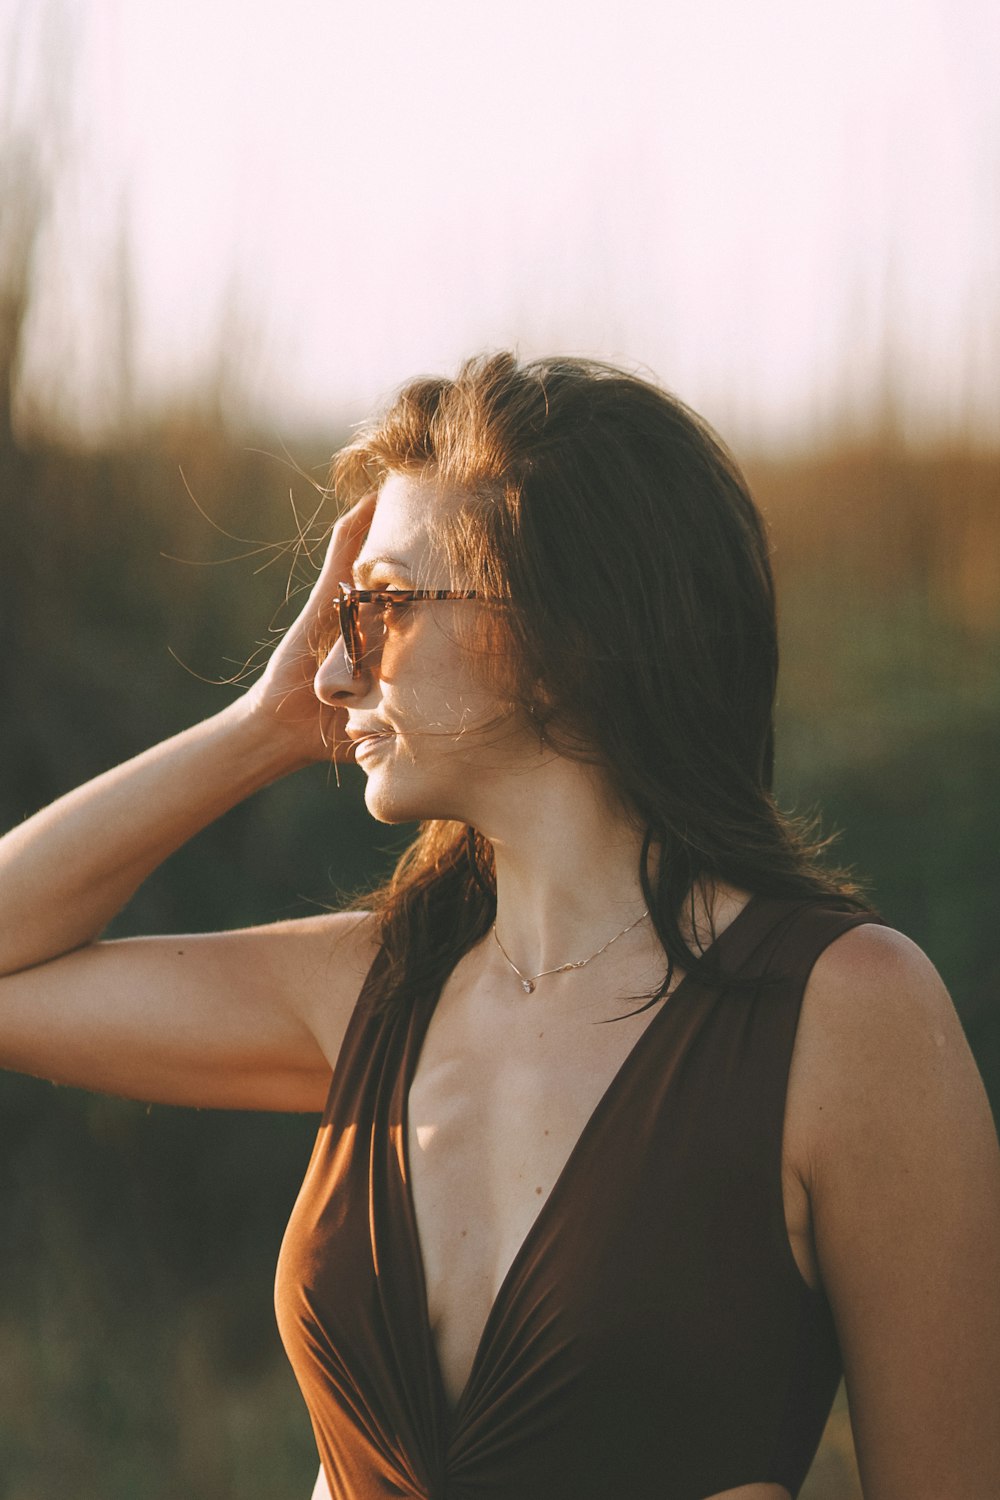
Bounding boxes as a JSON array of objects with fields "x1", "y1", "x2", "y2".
[
  {"x1": 346, "y1": 723, "x2": 396, "y2": 757},
  {"x1": 354, "y1": 732, "x2": 391, "y2": 750},
  {"x1": 346, "y1": 723, "x2": 393, "y2": 740}
]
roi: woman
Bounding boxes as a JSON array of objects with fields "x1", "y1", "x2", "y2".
[{"x1": 1, "y1": 353, "x2": 998, "y2": 1500}]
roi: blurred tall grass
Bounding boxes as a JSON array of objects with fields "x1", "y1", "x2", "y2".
[{"x1": 1, "y1": 108, "x2": 998, "y2": 1500}]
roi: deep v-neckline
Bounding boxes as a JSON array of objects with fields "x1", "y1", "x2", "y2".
[{"x1": 397, "y1": 893, "x2": 762, "y2": 1430}]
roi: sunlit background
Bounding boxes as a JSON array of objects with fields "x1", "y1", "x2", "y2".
[
  {"x1": 4, "y1": 0, "x2": 1000, "y2": 445},
  {"x1": 1, "y1": 4, "x2": 998, "y2": 1499}
]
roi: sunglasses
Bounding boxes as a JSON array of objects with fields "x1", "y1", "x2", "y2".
[{"x1": 336, "y1": 583, "x2": 485, "y2": 679}]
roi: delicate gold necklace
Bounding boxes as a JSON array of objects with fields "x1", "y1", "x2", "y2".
[{"x1": 491, "y1": 910, "x2": 650, "y2": 994}]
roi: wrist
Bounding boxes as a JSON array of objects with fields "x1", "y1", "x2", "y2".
[{"x1": 213, "y1": 692, "x2": 322, "y2": 783}]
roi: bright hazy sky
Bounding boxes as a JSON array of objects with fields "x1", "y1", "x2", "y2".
[{"x1": 6, "y1": 0, "x2": 1000, "y2": 445}]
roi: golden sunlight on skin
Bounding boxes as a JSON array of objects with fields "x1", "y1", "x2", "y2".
[{"x1": 314, "y1": 474, "x2": 544, "y2": 831}]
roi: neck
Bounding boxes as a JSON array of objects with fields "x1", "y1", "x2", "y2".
[
  {"x1": 481, "y1": 759, "x2": 652, "y2": 978},
  {"x1": 471, "y1": 756, "x2": 750, "y2": 990}
]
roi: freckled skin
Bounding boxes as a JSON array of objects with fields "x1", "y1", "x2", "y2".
[{"x1": 314, "y1": 473, "x2": 542, "y2": 831}]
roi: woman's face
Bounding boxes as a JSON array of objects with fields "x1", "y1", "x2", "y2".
[{"x1": 313, "y1": 472, "x2": 539, "y2": 826}]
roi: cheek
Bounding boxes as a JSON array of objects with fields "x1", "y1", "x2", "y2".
[
  {"x1": 380, "y1": 624, "x2": 476, "y2": 716},
  {"x1": 381, "y1": 618, "x2": 525, "y2": 746},
  {"x1": 391, "y1": 676, "x2": 507, "y2": 747}
]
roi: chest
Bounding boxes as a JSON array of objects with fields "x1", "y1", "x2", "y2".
[
  {"x1": 406, "y1": 980, "x2": 819, "y2": 1411},
  {"x1": 408, "y1": 991, "x2": 650, "y2": 1316}
]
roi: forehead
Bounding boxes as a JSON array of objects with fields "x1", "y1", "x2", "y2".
[{"x1": 354, "y1": 471, "x2": 459, "y2": 576}]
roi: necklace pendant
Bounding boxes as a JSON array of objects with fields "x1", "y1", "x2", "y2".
[{"x1": 491, "y1": 910, "x2": 650, "y2": 1000}]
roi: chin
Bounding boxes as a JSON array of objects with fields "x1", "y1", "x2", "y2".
[{"x1": 361, "y1": 766, "x2": 465, "y2": 827}]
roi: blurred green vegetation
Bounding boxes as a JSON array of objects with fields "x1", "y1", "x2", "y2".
[
  {"x1": 752, "y1": 440, "x2": 1000, "y2": 1115},
  {"x1": 1, "y1": 406, "x2": 997, "y2": 1500}
]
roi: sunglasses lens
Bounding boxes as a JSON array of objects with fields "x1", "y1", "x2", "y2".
[
  {"x1": 338, "y1": 592, "x2": 361, "y2": 677},
  {"x1": 355, "y1": 600, "x2": 383, "y2": 672}
]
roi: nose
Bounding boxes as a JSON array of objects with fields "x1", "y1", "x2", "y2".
[{"x1": 313, "y1": 632, "x2": 377, "y2": 705}]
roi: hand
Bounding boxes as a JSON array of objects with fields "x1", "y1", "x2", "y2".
[{"x1": 243, "y1": 491, "x2": 377, "y2": 766}]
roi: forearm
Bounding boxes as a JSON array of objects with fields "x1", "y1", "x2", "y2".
[{"x1": 0, "y1": 698, "x2": 306, "y2": 975}]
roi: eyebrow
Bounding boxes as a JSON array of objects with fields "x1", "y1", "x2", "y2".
[{"x1": 351, "y1": 554, "x2": 414, "y2": 588}]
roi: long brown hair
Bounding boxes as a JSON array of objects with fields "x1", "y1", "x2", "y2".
[{"x1": 331, "y1": 351, "x2": 869, "y2": 1011}]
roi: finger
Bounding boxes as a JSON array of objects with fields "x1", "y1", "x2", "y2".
[
  {"x1": 302, "y1": 492, "x2": 379, "y2": 654},
  {"x1": 317, "y1": 490, "x2": 378, "y2": 584},
  {"x1": 341, "y1": 488, "x2": 379, "y2": 521},
  {"x1": 334, "y1": 489, "x2": 379, "y2": 548}
]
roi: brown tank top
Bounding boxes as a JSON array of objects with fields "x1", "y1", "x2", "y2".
[{"x1": 275, "y1": 895, "x2": 879, "y2": 1499}]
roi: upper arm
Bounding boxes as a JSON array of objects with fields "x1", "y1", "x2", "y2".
[
  {"x1": 0, "y1": 910, "x2": 380, "y2": 1112},
  {"x1": 798, "y1": 925, "x2": 1000, "y2": 1499}
]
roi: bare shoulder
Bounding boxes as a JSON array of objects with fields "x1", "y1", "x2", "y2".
[
  {"x1": 792, "y1": 921, "x2": 970, "y2": 1099},
  {"x1": 805, "y1": 919, "x2": 954, "y2": 1023},
  {"x1": 785, "y1": 915, "x2": 998, "y2": 1208},
  {"x1": 804, "y1": 919, "x2": 953, "y2": 1020},
  {"x1": 787, "y1": 922, "x2": 1000, "y2": 1495},
  {"x1": 784, "y1": 919, "x2": 998, "y2": 1201}
]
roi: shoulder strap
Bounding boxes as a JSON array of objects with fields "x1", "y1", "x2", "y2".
[{"x1": 759, "y1": 900, "x2": 883, "y2": 989}]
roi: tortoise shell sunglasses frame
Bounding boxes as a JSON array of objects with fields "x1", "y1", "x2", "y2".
[{"x1": 336, "y1": 582, "x2": 493, "y2": 680}]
